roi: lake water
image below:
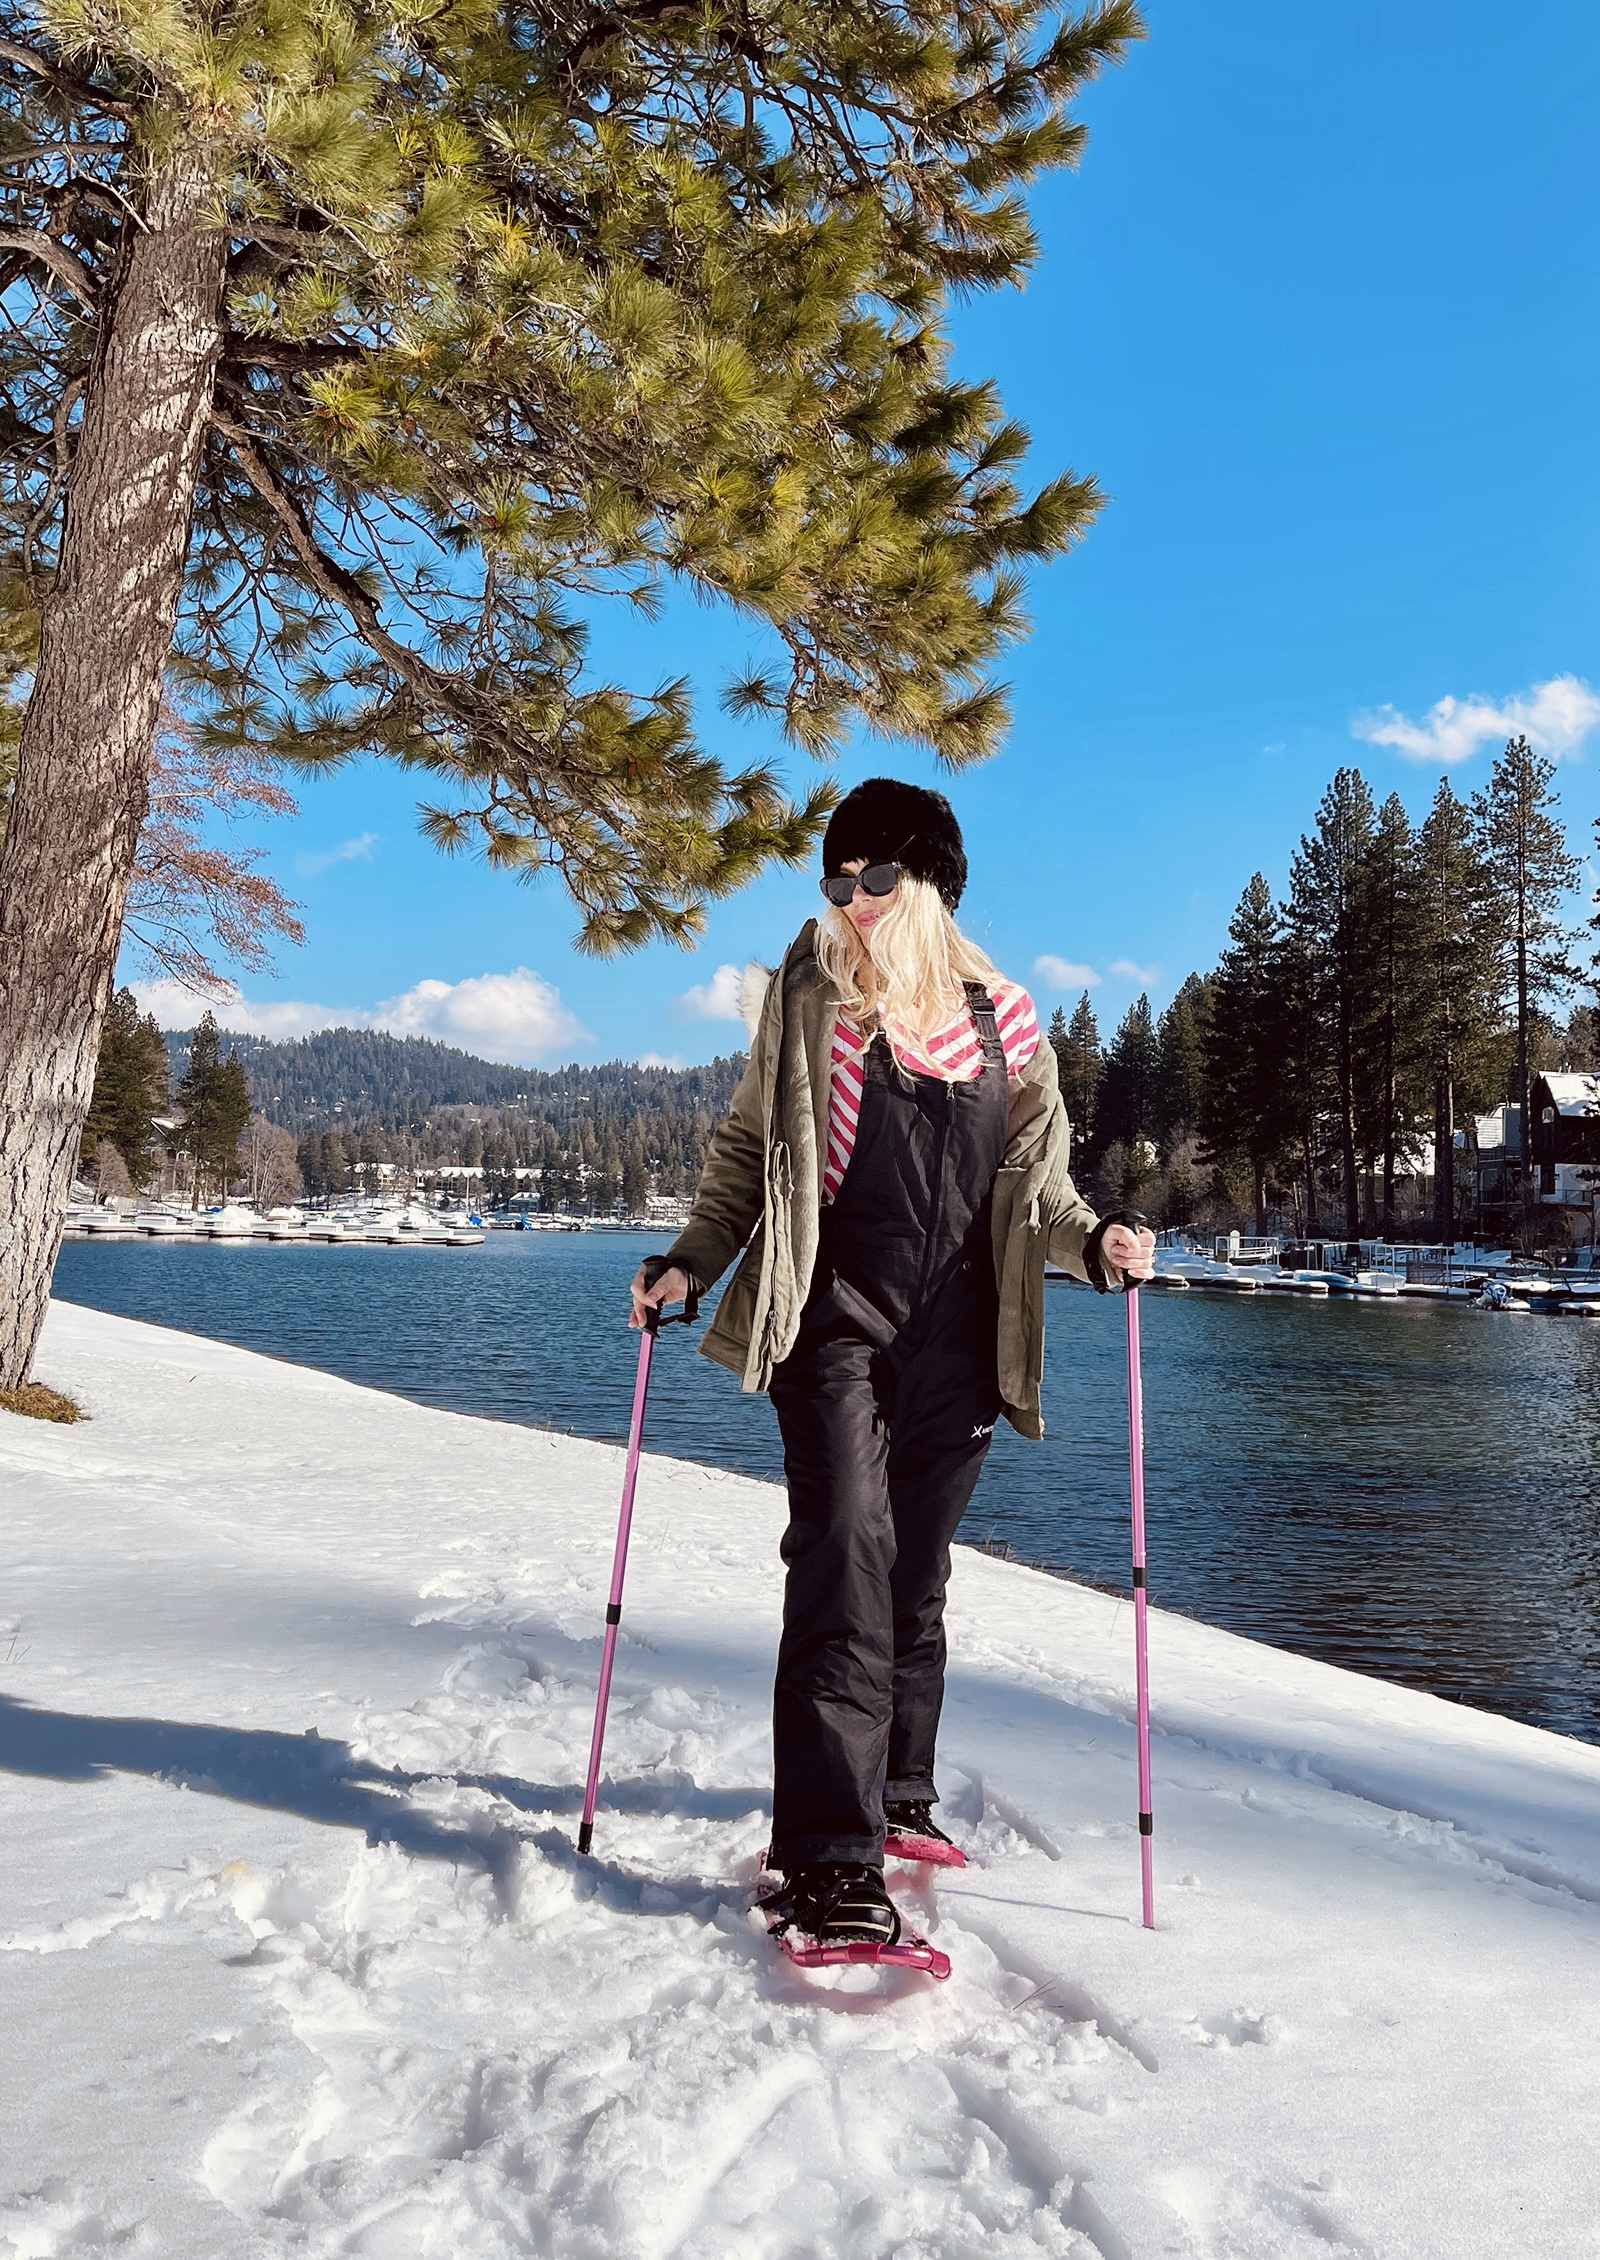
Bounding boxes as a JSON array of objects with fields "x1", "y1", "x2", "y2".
[{"x1": 51, "y1": 1232, "x2": 1600, "y2": 1744}]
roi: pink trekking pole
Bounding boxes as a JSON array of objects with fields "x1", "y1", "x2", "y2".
[
  {"x1": 1122, "y1": 1218, "x2": 1155, "y2": 1930},
  {"x1": 577, "y1": 1265, "x2": 698, "y2": 1857}
]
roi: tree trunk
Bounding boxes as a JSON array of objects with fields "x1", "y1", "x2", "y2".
[
  {"x1": 1338, "y1": 1001, "x2": 1360, "y2": 1238},
  {"x1": 1302, "y1": 1125, "x2": 1321, "y2": 1235},
  {"x1": 0, "y1": 161, "x2": 226, "y2": 1386},
  {"x1": 1514, "y1": 866, "x2": 1530, "y2": 1227}
]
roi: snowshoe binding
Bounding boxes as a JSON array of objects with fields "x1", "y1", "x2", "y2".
[
  {"x1": 883, "y1": 1799, "x2": 967, "y2": 1869},
  {"x1": 758, "y1": 1861, "x2": 950, "y2": 1980}
]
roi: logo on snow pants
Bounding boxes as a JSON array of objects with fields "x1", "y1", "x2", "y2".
[{"x1": 970, "y1": 1422, "x2": 994, "y2": 1440}]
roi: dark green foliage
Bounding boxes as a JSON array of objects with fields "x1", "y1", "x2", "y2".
[
  {"x1": 1288, "y1": 769, "x2": 1377, "y2": 1237},
  {"x1": 1050, "y1": 991, "x2": 1102, "y2": 1151},
  {"x1": 1095, "y1": 994, "x2": 1159, "y2": 1158},
  {"x1": 1155, "y1": 974, "x2": 1209, "y2": 1158},
  {"x1": 175, "y1": 1012, "x2": 254, "y2": 1201},
  {"x1": 82, "y1": 988, "x2": 170, "y2": 1184},
  {"x1": 1472, "y1": 738, "x2": 1581, "y2": 1220},
  {"x1": 0, "y1": 0, "x2": 1142, "y2": 950},
  {"x1": 1414, "y1": 777, "x2": 1499, "y2": 1238},
  {"x1": 1360, "y1": 793, "x2": 1428, "y2": 1234},
  {"x1": 1200, "y1": 877, "x2": 1295, "y2": 1233}
]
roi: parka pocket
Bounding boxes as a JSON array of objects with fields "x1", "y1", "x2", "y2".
[
  {"x1": 992, "y1": 1165, "x2": 1043, "y2": 1404},
  {"x1": 763, "y1": 1138, "x2": 795, "y2": 1352}
]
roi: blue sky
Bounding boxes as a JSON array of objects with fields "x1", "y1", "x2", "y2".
[{"x1": 133, "y1": 0, "x2": 1600, "y2": 1065}]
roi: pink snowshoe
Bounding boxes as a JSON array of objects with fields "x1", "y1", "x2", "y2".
[
  {"x1": 758, "y1": 1862, "x2": 951, "y2": 1980},
  {"x1": 883, "y1": 1800, "x2": 967, "y2": 1869}
]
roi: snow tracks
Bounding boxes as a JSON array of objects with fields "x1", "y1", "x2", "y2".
[{"x1": 188, "y1": 1626, "x2": 1142, "y2": 2260}]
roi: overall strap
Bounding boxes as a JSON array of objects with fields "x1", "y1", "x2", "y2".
[{"x1": 962, "y1": 982, "x2": 1006, "y2": 1073}]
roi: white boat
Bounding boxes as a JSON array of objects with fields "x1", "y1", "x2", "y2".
[
  {"x1": 82, "y1": 1210, "x2": 137, "y2": 1237},
  {"x1": 202, "y1": 1205, "x2": 259, "y2": 1240}
]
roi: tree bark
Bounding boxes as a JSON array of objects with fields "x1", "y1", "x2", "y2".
[
  {"x1": 0, "y1": 161, "x2": 226, "y2": 1386},
  {"x1": 1337, "y1": 995, "x2": 1360, "y2": 1240},
  {"x1": 1514, "y1": 828, "x2": 1530, "y2": 1230}
]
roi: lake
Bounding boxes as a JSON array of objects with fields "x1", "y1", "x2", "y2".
[{"x1": 51, "y1": 1231, "x2": 1600, "y2": 1744}]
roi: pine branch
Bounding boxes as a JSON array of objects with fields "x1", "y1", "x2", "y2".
[
  {"x1": 0, "y1": 226, "x2": 99, "y2": 306},
  {"x1": 0, "y1": 35, "x2": 137, "y2": 121}
]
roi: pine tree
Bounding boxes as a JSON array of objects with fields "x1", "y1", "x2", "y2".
[
  {"x1": 1201, "y1": 876, "x2": 1294, "y2": 1233},
  {"x1": 1289, "y1": 769, "x2": 1377, "y2": 1238},
  {"x1": 82, "y1": 988, "x2": 170, "y2": 1186},
  {"x1": 1096, "y1": 995, "x2": 1160, "y2": 1176},
  {"x1": 1155, "y1": 974, "x2": 1210, "y2": 1158},
  {"x1": 1415, "y1": 777, "x2": 1500, "y2": 1241},
  {"x1": 0, "y1": 0, "x2": 1143, "y2": 1386},
  {"x1": 1360, "y1": 792, "x2": 1428, "y2": 1236},
  {"x1": 175, "y1": 1014, "x2": 252, "y2": 1206},
  {"x1": 1473, "y1": 737, "x2": 1581, "y2": 1223},
  {"x1": 1051, "y1": 992, "x2": 1103, "y2": 1154}
]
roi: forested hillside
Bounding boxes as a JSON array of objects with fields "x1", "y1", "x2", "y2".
[
  {"x1": 162, "y1": 1027, "x2": 743, "y2": 1134},
  {"x1": 156, "y1": 1026, "x2": 746, "y2": 1209}
]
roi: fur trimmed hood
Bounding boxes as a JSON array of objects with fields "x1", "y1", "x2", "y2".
[{"x1": 738, "y1": 960, "x2": 775, "y2": 1042}]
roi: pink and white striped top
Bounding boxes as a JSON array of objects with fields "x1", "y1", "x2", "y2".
[{"x1": 822, "y1": 980, "x2": 1040, "y2": 1205}]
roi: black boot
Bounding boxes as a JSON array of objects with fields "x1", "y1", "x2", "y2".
[
  {"x1": 764, "y1": 1862, "x2": 901, "y2": 1948},
  {"x1": 884, "y1": 1799, "x2": 957, "y2": 1849}
]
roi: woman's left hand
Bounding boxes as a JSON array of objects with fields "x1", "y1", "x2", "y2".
[{"x1": 1101, "y1": 1222, "x2": 1156, "y2": 1282}]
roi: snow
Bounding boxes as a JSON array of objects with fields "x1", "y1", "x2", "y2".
[
  {"x1": 4, "y1": 1303, "x2": 1599, "y2": 2260},
  {"x1": 1538, "y1": 1073, "x2": 1600, "y2": 1119}
]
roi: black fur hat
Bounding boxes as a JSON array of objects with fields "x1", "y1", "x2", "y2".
[{"x1": 821, "y1": 777, "x2": 967, "y2": 911}]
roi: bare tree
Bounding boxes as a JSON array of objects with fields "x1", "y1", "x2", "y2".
[{"x1": 241, "y1": 1117, "x2": 304, "y2": 1210}]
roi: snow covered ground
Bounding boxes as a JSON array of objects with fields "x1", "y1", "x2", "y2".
[{"x1": 3, "y1": 1304, "x2": 1599, "y2": 2259}]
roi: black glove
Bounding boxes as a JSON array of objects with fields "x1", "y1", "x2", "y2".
[
  {"x1": 639, "y1": 1253, "x2": 701, "y2": 1329},
  {"x1": 1083, "y1": 1208, "x2": 1151, "y2": 1294}
]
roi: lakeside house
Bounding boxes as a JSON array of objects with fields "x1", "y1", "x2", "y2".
[{"x1": 1530, "y1": 1073, "x2": 1600, "y2": 1214}]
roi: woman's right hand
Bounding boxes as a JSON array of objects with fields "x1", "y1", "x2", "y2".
[{"x1": 629, "y1": 1261, "x2": 691, "y2": 1329}]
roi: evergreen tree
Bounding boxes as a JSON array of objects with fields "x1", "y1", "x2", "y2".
[
  {"x1": 0, "y1": 0, "x2": 1143, "y2": 1387},
  {"x1": 1155, "y1": 974, "x2": 1210, "y2": 1158},
  {"x1": 82, "y1": 987, "x2": 170, "y2": 1185},
  {"x1": 1274, "y1": 926, "x2": 1328, "y2": 1235},
  {"x1": 622, "y1": 1134, "x2": 652, "y2": 1218},
  {"x1": 1200, "y1": 876, "x2": 1294, "y2": 1233},
  {"x1": 1051, "y1": 992, "x2": 1103, "y2": 1154},
  {"x1": 175, "y1": 1014, "x2": 252, "y2": 1206},
  {"x1": 1415, "y1": 777, "x2": 1500, "y2": 1241},
  {"x1": 1289, "y1": 769, "x2": 1377, "y2": 1237},
  {"x1": 1360, "y1": 792, "x2": 1428, "y2": 1235},
  {"x1": 1096, "y1": 995, "x2": 1160, "y2": 1163},
  {"x1": 1473, "y1": 737, "x2": 1580, "y2": 1221}
]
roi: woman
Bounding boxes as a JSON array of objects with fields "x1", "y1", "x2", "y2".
[{"x1": 629, "y1": 777, "x2": 1154, "y2": 1960}]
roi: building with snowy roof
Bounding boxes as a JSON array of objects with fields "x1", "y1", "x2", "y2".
[{"x1": 1529, "y1": 1073, "x2": 1600, "y2": 1211}]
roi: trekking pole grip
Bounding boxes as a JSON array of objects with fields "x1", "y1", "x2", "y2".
[{"x1": 640, "y1": 1252, "x2": 700, "y2": 1328}]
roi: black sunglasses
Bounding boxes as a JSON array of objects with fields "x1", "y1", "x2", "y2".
[{"x1": 819, "y1": 838, "x2": 914, "y2": 908}]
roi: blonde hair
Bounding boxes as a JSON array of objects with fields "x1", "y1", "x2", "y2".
[{"x1": 814, "y1": 876, "x2": 1006, "y2": 1072}]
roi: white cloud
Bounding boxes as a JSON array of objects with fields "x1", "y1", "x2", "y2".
[
  {"x1": 1109, "y1": 959, "x2": 1161, "y2": 985},
  {"x1": 133, "y1": 966, "x2": 590, "y2": 1067},
  {"x1": 636, "y1": 1050, "x2": 690, "y2": 1070},
  {"x1": 1032, "y1": 955, "x2": 1100, "y2": 990},
  {"x1": 293, "y1": 832, "x2": 380, "y2": 878},
  {"x1": 132, "y1": 979, "x2": 359, "y2": 1041},
  {"x1": 675, "y1": 962, "x2": 746, "y2": 1020},
  {"x1": 369, "y1": 970, "x2": 589, "y2": 1063},
  {"x1": 1352, "y1": 673, "x2": 1600, "y2": 766}
]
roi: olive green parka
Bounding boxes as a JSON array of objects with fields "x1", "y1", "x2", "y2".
[{"x1": 665, "y1": 921, "x2": 1125, "y2": 1441}]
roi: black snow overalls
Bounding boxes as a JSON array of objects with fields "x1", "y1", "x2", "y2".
[{"x1": 767, "y1": 983, "x2": 1011, "y2": 1869}]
